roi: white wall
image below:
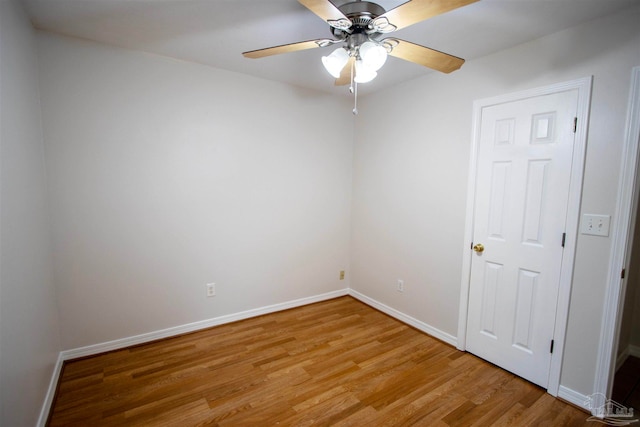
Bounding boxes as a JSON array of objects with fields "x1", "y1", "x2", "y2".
[
  {"x1": 0, "y1": 0, "x2": 62, "y2": 425},
  {"x1": 632, "y1": 280, "x2": 640, "y2": 347},
  {"x1": 617, "y1": 206, "x2": 640, "y2": 360},
  {"x1": 627, "y1": 220, "x2": 640, "y2": 350},
  {"x1": 37, "y1": 33, "x2": 354, "y2": 350},
  {"x1": 351, "y1": 4, "x2": 640, "y2": 397},
  {"x1": 617, "y1": 229, "x2": 636, "y2": 358}
]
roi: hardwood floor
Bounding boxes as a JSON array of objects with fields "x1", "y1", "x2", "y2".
[
  {"x1": 48, "y1": 297, "x2": 593, "y2": 426},
  {"x1": 612, "y1": 356, "x2": 640, "y2": 414}
]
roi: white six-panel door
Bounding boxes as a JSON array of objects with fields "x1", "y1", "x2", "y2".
[{"x1": 465, "y1": 89, "x2": 579, "y2": 388}]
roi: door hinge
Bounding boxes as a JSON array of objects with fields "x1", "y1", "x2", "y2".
[
  {"x1": 561, "y1": 232, "x2": 566, "y2": 247},
  {"x1": 550, "y1": 339, "x2": 555, "y2": 354},
  {"x1": 573, "y1": 117, "x2": 578, "y2": 133},
  {"x1": 622, "y1": 268, "x2": 626, "y2": 279}
]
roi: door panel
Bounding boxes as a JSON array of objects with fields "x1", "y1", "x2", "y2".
[{"x1": 466, "y1": 90, "x2": 579, "y2": 388}]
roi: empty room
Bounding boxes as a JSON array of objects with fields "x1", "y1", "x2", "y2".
[{"x1": 2, "y1": 0, "x2": 640, "y2": 425}]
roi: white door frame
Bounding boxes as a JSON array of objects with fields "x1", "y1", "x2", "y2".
[
  {"x1": 457, "y1": 77, "x2": 593, "y2": 397},
  {"x1": 593, "y1": 66, "x2": 640, "y2": 401}
]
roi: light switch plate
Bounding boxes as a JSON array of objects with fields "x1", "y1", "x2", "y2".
[{"x1": 581, "y1": 214, "x2": 611, "y2": 237}]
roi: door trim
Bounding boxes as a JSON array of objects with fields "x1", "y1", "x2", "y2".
[
  {"x1": 457, "y1": 77, "x2": 593, "y2": 396},
  {"x1": 593, "y1": 66, "x2": 640, "y2": 402}
]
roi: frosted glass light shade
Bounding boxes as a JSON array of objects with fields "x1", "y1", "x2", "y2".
[
  {"x1": 354, "y1": 60, "x2": 377, "y2": 83},
  {"x1": 359, "y1": 41, "x2": 387, "y2": 71},
  {"x1": 321, "y1": 48, "x2": 349, "y2": 78}
]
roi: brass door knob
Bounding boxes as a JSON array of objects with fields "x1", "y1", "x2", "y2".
[{"x1": 473, "y1": 243, "x2": 485, "y2": 253}]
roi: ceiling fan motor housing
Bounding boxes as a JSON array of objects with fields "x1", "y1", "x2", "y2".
[{"x1": 331, "y1": 1, "x2": 386, "y2": 39}]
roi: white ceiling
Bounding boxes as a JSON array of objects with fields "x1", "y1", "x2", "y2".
[{"x1": 23, "y1": 0, "x2": 639, "y2": 96}]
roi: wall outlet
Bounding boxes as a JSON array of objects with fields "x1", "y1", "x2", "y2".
[
  {"x1": 581, "y1": 214, "x2": 611, "y2": 237},
  {"x1": 340, "y1": 270, "x2": 345, "y2": 280},
  {"x1": 206, "y1": 283, "x2": 216, "y2": 297},
  {"x1": 397, "y1": 279, "x2": 404, "y2": 292}
]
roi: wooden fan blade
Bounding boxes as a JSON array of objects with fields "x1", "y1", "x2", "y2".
[
  {"x1": 387, "y1": 39, "x2": 464, "y2": 74},
  {"x1": 378, "y1": 0, "x2": 479, "y2": 31},
  {"x1": 298, "y1": 0, "x2": 352, "y2": 29},
  {"x1": 243, "y1": 40, "x2": 322, "y2": 59},
  {"x1": 335, "y1": 57, "x2": 355, "y2": 86}
]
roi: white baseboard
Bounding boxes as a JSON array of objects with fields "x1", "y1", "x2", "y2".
[
  {"x1": 558, "y1": 385, "x2": 592, "y2": 413},
  {"x1": 629, "y1": 344, "x2": 640, "y2": 358},
  {"x1": 61, "y1": 289, "x2": 349, "y2": 360},
  {"x1": 38, "y1": 288, "x2": 348, "y2": 426},
  {"x1": 616, "y1": 346, "x2": 630, "y2": 372},
  {"x1": 37, "y1": 353, "x2": 64, "y2": 427},
  {"x1": 348, "y1": 289, "x2": 458, "y2": 347},
  {"x1": 57, "y1": 288, "x2": 459, "y2": 361},
  {"x1": 615, "y1": 344, "x2": 640, "y2": 372}
]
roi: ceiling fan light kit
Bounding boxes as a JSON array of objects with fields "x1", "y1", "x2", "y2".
[
  {"x1": 322, "y1": 41, "x2": 386, "y2": 82},
  {"x1": 354, "y1": 59, "x2": 377, "y2": 83},
  {"x1": 243, "y1": 0, "x2": 478, "y2": 113},
  {"x1": 358, "y1": 41, "x2": 388, "y2": 71},
  {"x1": 322, "y1": 47, "x2": 350, "y2": 78}
]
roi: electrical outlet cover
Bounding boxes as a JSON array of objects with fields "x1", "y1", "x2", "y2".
[{"x1": 206, "y1": 283, "x2": 216, "y2": 297}]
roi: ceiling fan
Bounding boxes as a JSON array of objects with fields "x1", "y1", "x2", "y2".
[{"x1": 243, "y1": 0, "x2": 478, "y2": 93}]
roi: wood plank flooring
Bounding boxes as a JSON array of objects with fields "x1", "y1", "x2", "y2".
[
  {"x1": 47, "y1": 297, "x2": 594, "y2": 426},
  {"x1": 612, "y1": 356, "x2": 640, "y2": 413}
]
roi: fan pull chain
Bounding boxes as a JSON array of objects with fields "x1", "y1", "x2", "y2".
[
  {"x1": 349, "y1": 59, "x2": 358, "y2": 115},
  {"x1": 349, "y1": 57, "x2": 354, "y2": 94},
  {"x1": 353, "y1": 82, "x2": 358, "y2": 115}
]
